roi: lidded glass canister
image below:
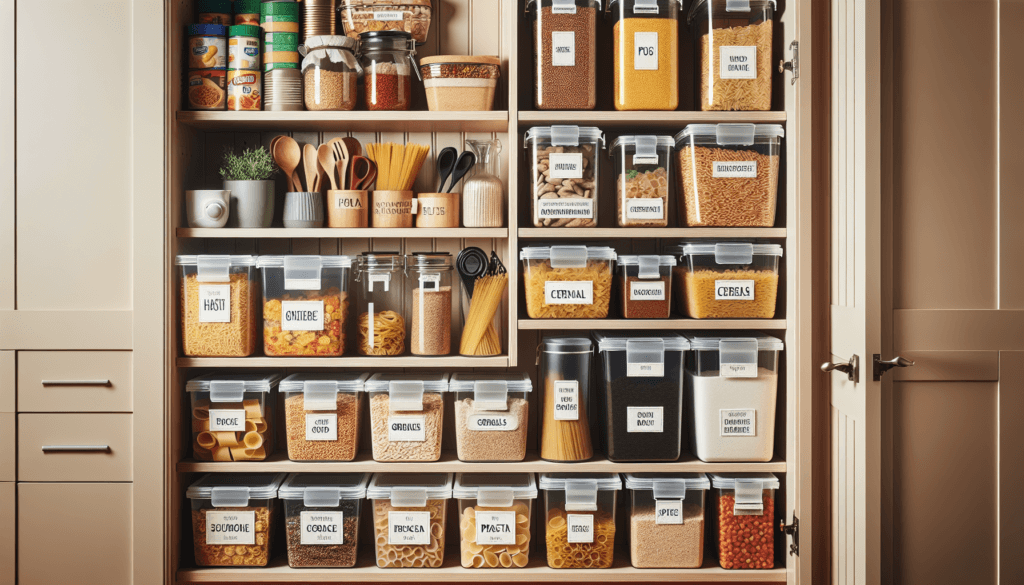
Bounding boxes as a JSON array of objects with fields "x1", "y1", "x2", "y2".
[
  {"x1": 405, "y1": 252, "x2": 454, "y2": 356},
  {"x1": 359, "y1": 31, "x2": 419, "y2": 111}
]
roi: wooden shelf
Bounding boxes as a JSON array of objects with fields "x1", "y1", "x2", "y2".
[
  {"x1": 518, "y1": 227, "x2": 786, "y2": 239},
  {"x1": 517, "y1": 110, "x2": 787, "y2": 128},
  {"x1": 517, "y1": 319, "x2": 787, "y2": 330},
  {"x1": 176, "y1": 356, "x2": 509, "y2": 368},
  {"x1": 177, "y1": 227, "x2": 509, "y2": 239},
  {"x1": 176, "y1": 110, "x2": 509, "y2": 132}
]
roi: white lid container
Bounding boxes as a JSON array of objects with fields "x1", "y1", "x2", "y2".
[
  {"x1": 367, "y1": 472, "x2": 454, "y2": 503},
  {"x1": 520, "y1": 245, "x2": 617, "y2": 262},
  {"x1": 187, "y1": 472, "x2": 287, "y2": 504},
  {"x1": 186, "y1": 372, "x2": 281, "y2": 396},
  {"x1": 366, "y1": 373, "x2": 449, "y2": 462},
  {"x1": 539, "y1": 472, "x2": 622, "y2": 497},
  {"x1": 624, "y1": 472, "x2": 709, "y2": 492},
  {"x1": 278, "y1": 472, "x2": 370, "y2": 502},
  {"x1": 280, "y1": 373, "x2": 369, "y2": 462}
]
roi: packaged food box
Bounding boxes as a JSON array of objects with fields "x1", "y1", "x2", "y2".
[
  {"x1": 539, "y1": 473, "x2": 621, "y2": 569},
  {"x1": 366, "y1": 472, "x2": 453, "y2": 568},
  {"x1": 186, "y1": 373, "x2": 281, "y2": 461},
  {"x1": 454, "y1": 473, "x2": 538, "y2": 568},
  {"x1": 186, "y1": 472, "x2": 286, "y2": 567},
  {"x1": 278, "y1": 472, "x2": 370, "y2": 568},
  {"x1": 450, "y1": 373, "x2": 532, "y2": 462}
]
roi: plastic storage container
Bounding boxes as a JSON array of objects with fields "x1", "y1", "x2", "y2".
[
  {"x1": 451, "y1": 373, "x2": 532, "y2": 462},
  {"x1": 359, "y1": 31, "x2": 418, "y2": 110},
  {"x1": 625, "y1": 473, "x2": 709, "y2": 568},
  {"x1": 539, "y1": 337, "x2": 594, "y2": 462},
  {"x1": 687, "y1": 333, "x2": 783, "y2": 461},
  {"x1": 405, "y1": 252, "x2": 453, "y2": 355},
  {"x1": 366, "y1": 472, "x2": 453, "y2": 568},
  {"x1": 679, "y1": 242, "x2": 782, "y2": 319},
  {"x1": 176, "y1": 255, "x2": 259, "y2": 357},
  {"x1": 367, "y1": 373, "x2": 449, "y2": 461},
  {"x1": 689, "y1": 0, "x2": 775, "y2": 111},
  {"x1": 186, "y1": 472, "x2": 286, "y2": 567},
  {"x1": 186, "y1": 373, "x2": 281, "y2": 461},
  {"x1": 539, "y1": 473, "x2": 621, "y2": 568},
  {"x1": 339, "y1": 0, "x2": 432, "y2": 44},
  {"x1": 594, "y1": 332, "x2": 687, "y2": 461},
  {"x1": 528, "y1": 0, "x2": 600, "y2": 110},
  {"x1": 616, "y1": 255, "x2": 676, "y2": 319},
  {"x1": 420, "y1": 55, "x2": 500, "y2": 111},
  {"x1": 521, "y1": 245, "x2": 617, "y2": 319},
  {"x1": 355, "y1": 252, "x2": 407, "y2": 355},
  {"x1": 709, "y1": 473, "x2": 778, "y2": 569},
  {"x1": 280, "y1": 373, "x2": 369, "y2": 461},
  {"x1": 674, "y1": 123, "x2": 784, "y2": 227},
  {"x1": 524, "y1": 126, "x2": 604, "y2": 227},
  {"x1": 663, "y1": 243, "x2": 688, "y2": 316},
  {"x1": 258, "y1": 255, "x2": 353, "y2": 356},
  {"x1": 300, "y1": 35, "x2": 360, "y2": 111},
  {"x1": 279, "y1": 473, "x2": 369, "y2": 568},
  {"x1": 610, "y1": 135, "x2": 673, "y2": 227},
  {"x1": 454, "y1": 473, "x2": 538, "y2": 568},
  {"x1": 608, "y1": 0, "x2": 682, "y2": 111}
]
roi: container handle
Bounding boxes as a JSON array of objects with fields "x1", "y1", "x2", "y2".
[
  {"x1": 632, "y1": 135, "x2": 660, "y2": 165},
  {"x1": 633, "y1": 0, "x2": 660, "y2": 14},
  {"x1": 389, "y1": 380, "x2": 426, "y2": 412},
  {"x1": 726, "y1": 0, "x2": 751, "y2": 11},
  {"x1": 550, "y1": 0, "x2": 579, "y2": 14},
  {"x1": 303, "y1": 379, "x2": 341, "y2": 410},
  {"x1": 304, "y1": 486, "x2": 343, "y2": 508},
  {"x1": 477, "y1": 487, "x2": 515, "y2": 508},
  {"x1": 636, "y1": 255, "x2": 661, "y2": 279},
  {"x1": 390, "y1": 486, "x2": 428, "y2": 508},
  {"x1": 564, "y1": 479, "x2": 599, "y2": 511},
  {"x1": 733, "y1": 479, "x2": 765, "y2": 515},
  {"x1": 652, "y1": 479, "x2": 688, "y2": 500},
  {"x1": 550, "y1": 125, "x2": 581, "y2": 147},
  {"x1": 626, "y1": 338, "x2": 666, "y2": 377},
  {"x1": 196, "y1": 255, "x2": 232, "y2": 282},
  {"x1": 719, "y1": 338, "x2": 761, "y2": 378},
  {"x1": 473, "y1": 380, "x2": 509, "y2": 411},
  {"x1": 211, "y1": 486, "x2": 251, "y2": 508},
  {"x1": 549, "y1": 245, "x2": 588, "y2": 268},
  {"x1": 715, "y1": 123, "x2": 757, "y2": 146},
  {"x1": 284, "y1": 255, "x2": 324, "y2": 290},
  {"x1": 714, "y1": 243, "x2": 754, "y2": 265},
  {"x1": 209, "y1": 380, "x2": 246, "y2": 403}
]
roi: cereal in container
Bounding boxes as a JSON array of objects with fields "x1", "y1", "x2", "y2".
[
  {"x1": 367, "y1": 373, "x2": 449, "y2": 462},
  {"x1": 624, "y1": 473, "x2": 710, "y2": 568},
  {"x1": 520, "y1": 245, "x2": 616, "y2": 319},
  {"x1": 176, "y1": 255, "x2": 258, "y2": 357},
  {"x1": 679, "y1": 242, "x2": 782, "y2": 319},
  {"x1": 280, "y1": 373, "x2": 369, "y2": 462},
  {"x1": 451, "y1": 373, "x2": 532, "y2": 462}
]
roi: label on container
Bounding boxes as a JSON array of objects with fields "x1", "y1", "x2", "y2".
[
  {"x1": 537, "y1": 197, "x2": 594, "y2": 219},
  {"x1": 626, "y1": 406, "x2": 664, "y2": 432},
  {"x1": 551, "y1": 3, "x2": 577, "y2": 13},
  {"x1": 552, "y1": 380, "x2": 580, "y2": 421},
  {"x1": 627, "y1": 362, "x2": 664, "y2": 377},
  {"x1": 418, "y1": 273, "x2": 441, "y2": 291},
  {"x1": 206, "y1": 511, "x2": 255, "y2": 545},
  {"x1": 719, "y1": 45, "x2": 758, "y2": 79},
  {"x1": 476, "y1": 511, "x2": 516, "y2": 545},
  {"x1": 625, "y1": 197, "x2": 664, "y2": 219},
  {"x1": 388, "y1": 511, "x2": 431, "y2": 545},
  {"x1": 547, "y1": 152, "x2": 584, "y2": 179},
  {"x1": 721, "y1": 363, "x2": 758, "y2": 378},
  {"x1": 198, "y1": 285, "x2": 232, "y2": 323},
  {"x1": 715, "y1": 280, "x2": 755, "y2": 301},
  {"x1": 544, "y1": 281, "x2": 593, "y2": 304},
  {"x1": 629, "y1": 280, "x2": 665, "y2": 301},
  {"x1": 655, "y1": 500, "x2": 684, "y2": 525},
  {"x1": 306, "y1": 413, "x2": 338, "y2": 441},
  {"x1": 566, "y1": 514, "x2": 594, "y2": 543},
  {"x1": 209, "y1": 409, "x2": 246, "y2": 432},
  {"x1": 301, "y1": 511, "x2": 344, "y2": 545},
  {"x1": 713, "y1": 161, "x2": 758, "y2": 178},
  {"x1": 368, "y1": 273, "x2": 391, "y2": 292},
  {"x1": 281, "y1": 300, "x2": 324, "y2": 331},
  {"x1": 633, "y1": 32, "x2": 659, "y2": 71},
  {"x1": 228, "y1": 37, "x2": 260, "y2": 70},
  {"x1": 467, "y1": 414, "x2": 519, "y2": 431},
  {"x1": 632, "y1": 153, "x2": 661, "y2": 165},
  {"x1": 388, "y1": 415, "x2": 426, "y2": 442},
  {"x1": 227, "y1": 70, "x2": 262, "y2": 111},
  {"x1": 551, "y1": 31, "x2": 576, "y2": 66},
  {"x1": 373, "y1": 10, "x2": 405, "y2": 21},
  {"x1": 189, "y1": 36, "x2": 227, "y2": 69},
  {"x1": 720, "y1": 409, "x2": 756, "y2": 436}
]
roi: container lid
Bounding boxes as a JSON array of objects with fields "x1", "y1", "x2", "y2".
[
  {"x1": 357, "y1": 251, "x2": 403, "y2": 269},
  {"x1": 526, "y1": 0, "x2": 603, "y2": 10},
  {"x1": 687, "y1": 333, "x2": 783, "y2": 351},
  {"x1": 279, "y1": 373, "x2": 369, "y2": 405},
  {"x1": 234, "y1": 0, "x2": 261, "y2": 13},
  {"x1": 228, "y1": 24, "x2": 261, "y2": 37},
  {"x1": 365, "y1": 373, "x2": 449, "y2": 411},
  {"x1": 176, "y1": 255, "x2": 257, "y2": 282},
  {"x1": 681, "y1": 242, "x2": 782, "y2": 264},
  {"x1": 453, "y1": 473, "x2": 538, "y2": 505},
  {"x1": 709, "y1": 473, "x2": 779, "y2": 515},
  {"x1": 675, "y1": 123, "x2": 784, "y2": 147},
  {"x1": 187, "y1": 23, "x2": 228, "y2": 36},
  {"x1": 420, "y1": 54, "x2": 500, "y2": 66},
  {"x1": 300, "y1": 36, "x2": 361, "y2": 73},
  {"x1": 594, "y1": 332, "x2": 688, "y2": 377},
  {"x1": 257, "y1": 255, "x2": 353, "y2": 290},
  {"x1": 366, "y1": 473, "x2": 453, "y2": 506},
  {"x1": 617, "y1": 255, "x2": 676, "y2": 277},
  {"x1": 609, "y1": 135, "x2": 674, "y2": 157},
  {"x1": 449, "y1": 373, "x2": 531, "y2": 410},
  {"x1": 540, "y1": 336, "x2": 592, "y2": 353},
  {"x1": 523, "y1": 125, "x2": 605, "y2": 148},
  {"x1": 358, "y1": 30, "x2": 416, "y2": 49},
  {"x1": 185, "y1": 373, "x2": 282, "y2": 401},
  {"x1": 539, "y1": 473, "x2": 621, "y2": 511},
  {"x1": 406, "y1": 252, "x2": 453, "y2": 268},
  {"x1": 624, "y1": 472, "x2": 711, "y2": 495},
  {"x1": 519, "y1": 245, "x2": 617, "y2": 268},
  {"x1": 687, "y1": 333, "x2": 782, "y2": 375},
  {"x1": 302, "y1": 35, "x2": 358, "y2": 51},
  {"x1": 608, "y1": 0, "x2": 683, "y2": 14},
  {"x1": 278, "y1": 473, "x2": 370, "y2": 505},
  {"x1": 687, "y1": 0, "x2": 776, "y2": 24},
  {"x1": 594, "y1": 332, "x2": 688, "y2": 352},
  {"x1": 186, "y1": 473, "x2": 286, "y2": 506}
]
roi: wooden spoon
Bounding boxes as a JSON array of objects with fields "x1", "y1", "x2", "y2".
[
  {"x1": 302, "y1": 144, "x2": 318, "y2": 192},
  {"x1": 348, "y1": 156, "x2": 373, "y2": 191},
  {"x1": 342, "y1": 136, "x2": 362, "y2": 158},
  {"x1": 273, "y1": 136, "x2": 302, "y2": 193},
  {"x1": 317, "y1": 143, "x2": 339, "y2": 190}
]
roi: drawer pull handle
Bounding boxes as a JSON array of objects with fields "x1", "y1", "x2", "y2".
[
  {"x1": 41, "y1": 445, "x2": 110, "y2": 452},
  {"x1": 41, "y1": 380, "x2": 111, "y2": 386}
]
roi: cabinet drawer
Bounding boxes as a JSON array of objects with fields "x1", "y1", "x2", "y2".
[
  {"x1": 18, "y1": 351, "x2": 132, "y2": 412},
  {"x1": 0, "y1": 413, "x2": 12, "y2": 481},
  {"x1": 18, "y1": 414, "x2": 131, "y2": 482},
  {"x1": 19, "y1": 483, "x2": 132, "y2": 585},
  {"x1": 1, "y1": 483, "x2": 13, "y2": 585}
]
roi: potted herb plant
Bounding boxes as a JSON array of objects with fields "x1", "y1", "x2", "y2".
[{"x1": 221, "y1": 147, "x2": 277, "y2": 228}]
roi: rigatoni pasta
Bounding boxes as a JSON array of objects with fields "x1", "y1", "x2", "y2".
[{"x1": 372, "y1": 499, "x2": 447, "y2": 568}]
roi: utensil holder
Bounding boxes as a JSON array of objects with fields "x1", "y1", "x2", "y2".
[
  {"x1": 224, "y1": 180, "x2": 275, "y2": 228},
  {"x1": 414, "y1": 192, "x2": 459, "y2": 228},
  {"x1": 283, "y1": 192, "x2": 325, "y2": 228},
  {"x1": 371, "y1": 190, "x2": 414, "y2": 228},
  {"x1": 327, "y1": 190, "x2": 368, "y2": 228},
  {"x1": 185, "y1": 190, "x2": 230, "y2": 228}
]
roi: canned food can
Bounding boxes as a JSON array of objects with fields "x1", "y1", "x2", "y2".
[
  {"x1": 264, "y1": 67, "x2": 304, "y2": 111},
  {"x1": 187, "y1": 24, "x2": 227, "y2": 69},
  {"x1": 262, "y1": 1, "x2": 302, "y2": 33},
  {"x1": 233, "y1": 0, "x2": 261, "y2": 25},
  {"x1": 187, "y1": 69, "x2": 227, "y2": 110},
  {"x1": 228, "y1": 26, "x2": 261, "y2": 70},
  {"x1": 227, "y1": 70, "x2": 262, "y2": 111}
]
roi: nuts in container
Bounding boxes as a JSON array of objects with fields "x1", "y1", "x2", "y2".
[
  {"x1": 340, "y1": 1, "x2": 432, "y2": 44},
  {"x1": 420, "y1": 55, "x2": 501, "y2": 111},
  {"x1": 524, "y1": 125, "x2": 604, "y2": 228}
]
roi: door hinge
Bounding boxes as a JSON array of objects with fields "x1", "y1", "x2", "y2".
[
  {"x1": 778, "y1": 40, "x2": 799, "y2": 84},
  {"x1": 779, "y1": 514, "x2": 799, "y2": 556}
]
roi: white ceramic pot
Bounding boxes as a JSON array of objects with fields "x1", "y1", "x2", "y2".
[
  {"x1": 224, "y1": 179, "x2": 275, "y2": 228},
  {"x1": 185, "y1": 190, "x2": 230, "y2": 228}
]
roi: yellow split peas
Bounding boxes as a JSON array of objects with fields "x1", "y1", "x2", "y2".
[{"x1": 613, "y1": 17, "x2": 678, "y2": 111}]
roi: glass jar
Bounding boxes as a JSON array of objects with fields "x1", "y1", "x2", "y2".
[
  {"x1": 404, "y1": 252, "x2": 453, "y2": 356},
  {"x1": 462, "y1": 138, "x2": 504, "y2": 227},
  {"x1": 539, "y1": 337, "x2": 594, "y2": 462},
  {"x1": 524, "y1": 125, "x2": 604, "y2": 228},
  {"x1": 608, "y1": 0, "x2": 682, "y2": 111},
  {"x1": 355, "y1": 252, "x2": 406, "y2": 355},
  {"x1": 359, "y1": 31, "x2": 418, "y2": 111},
  {"x1": 689, "y1": 0, "x2": 775, "y2": 111},
  {"x1": 300, "y1": 35, "x2": 360, "y2": 111},
  {"x1": 528, "y1": 0, "x2": 600, "y2": 110},
  {"x1": 609, "y1": 135, "x2": 673, "y2": 227}
]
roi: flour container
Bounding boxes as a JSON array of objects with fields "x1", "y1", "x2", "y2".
[
  {"x1": 278, "y1": 472, "x2": 369, "y2": 568},
  {"x1": 708, "y1": 472, "x2": 778, "y2": 569},
  {"x1": 453, "y1": 473, "x2": 538, "y2": 568},
  {"x1": 624, "y1": 472, "x2": 709, "y2": 568},
  {"x1": 366, "y1": 473, "x2": 453, "y2": 568},
  {"x1": 186, "y1": 472, "x2": 286, "y2": 567}
]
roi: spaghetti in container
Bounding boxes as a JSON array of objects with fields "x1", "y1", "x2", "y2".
[
  {"x1": 355, "y1": 252, "x2": 406, "y2": 355},
  {"x1": 366, "y1": 473, "x2": 453, "y2": 568},
  {"x1": 539, "y1": 473, "x2": 621, "y2": 569},
  {"x1": 539, "y1": 337, "x2": 594, "y2": 462},
  {"x1": 520, "y1": 245, "x2": 616, "y2": 319},
  {"x1": 454, "y1": 473, "x2": 537, "y2": 568},
  {"x1": 186, "y1": 373, "x2": 281, "y2": 462},
  {"x1": 176, "y1": 255, "x2": 258, "y2": 357},
  {"x1": 258, "y1": 255, "x2": 353, "y2": 356},
  {"x1": 689, "y1": 0, "x2": 776, "y2": 111}
]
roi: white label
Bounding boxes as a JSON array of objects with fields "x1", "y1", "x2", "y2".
[
  {"x1": 566, "y1": 514, "x2": 594, "y2": 543},
  {"x1": 551, "y1": 3, "x2": 577, "y2": 13},
  {"x1": 655, "y1": 500, "x2": 684, "y2": 525},
  {"x1": 388, "y1": 511, "x2": 431, "y2": 545},
  {"x1": 719, "y1": 45, "x2": 758, "y2": 79},
  {"x1": 627, "y1": 362, "x2": 664, "y2": 377},
  {"x1": 630, "y1": 280, "x2": 666, "y2": 300},
  {"x1": 721, "y1": 409, "x2": 756, "y2": 436},
  {"x1": 721, "y1": 363, "x2": 758, "y2": 378},
  {"x1": 300, "y1": 511, "x2": 344, "y2": 545},
  {"x1": 547, "y1": 152, "x2": 584, "y2": 179},
  {"x1": 206, "y1": 511, "x2": 255, "y2": 545},
  {"x1": 388, "y1": 415, "x2": 426, "y2": 442},
  {"x1": 551, "y1": 31, "x2": 575, "y2": 66},
  {"x1": 418, "y1": 273, "x2": 441, "y2": 291},
  {"x1": 715, "y1": 280, "x2": 755, "y2": 301},
  {"x1": 634, "y1": 31, "x2": 659, "y2": 70},
  {"x1": 632, "y1": 154, "x2": 661, "y2": 165},
  {"x1": 627, "y1": 406, "x2": 664, "y2": 433},
  {"x1": 713, "y1": 161, "x2": 758, "y2": 178},
  {"x1": 544, "y1": 281, "x2": 593, "y2": 305},
  {"x1": 306, "y1": 413, "x2": 338, "y2": 441},
  {"x1": 373, "y1": 10, "x2": 404, "y2": 21},
  {"x1": 209, "y1": 409, "x2": 246, "y2": 432},
  {"x1": 537, "y1": 197, "x2": 594, "y2": 219},
  {"x1": 198, "y1": 285, "x2": 231, "y2": 323},
  {"x1": 552, "y1": 380, "x2": 579, "y2": 421},
  {"x1": 281, "y1": 300, "x2": 324, "y2": 331},
  {"x1": 467, "y1": 414, "x2": 519, "y2": 431},
  {"x1": 625, "y1": 197, "x2": 664, "y2": 219},
  {"x1": 475, "y1": 511, "x2": 516, "y2": 545},
  {"x1": 368, "y1": 273, "x2": 391, "y2": 292}
]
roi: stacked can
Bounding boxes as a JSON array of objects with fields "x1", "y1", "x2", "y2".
[
  {"x1": 186, "y1": 24, "x2": 228, "y2": 110},
  {"x1": 228, "y1": 25, "x2": 263, "y2": 111},
  {"x1": 233, "y1": 0, "x2": 261, "y2": 26},
  {"x1": 262, "y1": 1, "x2": 303, "y2": 110},
  {"x1": 303, "y1": 0, "x2": 336, "y2": 40},
  {"x1": 197, "y1": 0, "x2": 232, "y2": 25}
]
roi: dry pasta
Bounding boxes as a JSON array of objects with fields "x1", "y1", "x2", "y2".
[
  {"x1": 191, "y1": 398, "x2": 270, "y2": 461},
  {"x1": 540, "y1": 376, "x2": 593, "y2": 462},
  {"x1": 677, "y1": 145, "x2": 780, "y2": 227},
  {"x1": 544, "y1": 509, "x2": 615, "y2": 569},
  {"x1": 523, "y1": 260, "x2": 612, "y2": 319},
  {"x1": 460, "y1": 273, "x2": 507, "y2": 356},
  {"x1": 459, "y1": 502, "x2": 531, "y2": 568},
  {"x1": 684, "y1": 268, "x2": 779, "y2": 319},
  {"x1": 366, "y1": 142, "x2": 430, "y2": 191},
  {"x1": 358, "y1": 310, "x2": 406, "y2": 355},
  {"x1": 191, "y1": 506, "x2": 272, "y2": 567},
  {"x1": 263, "y1": 291, "x2": 348, "y2": 356},
  {"x1": 700, "y1": 20, "x2": 773, "y2": 111},
  {"x1": 372, "y1": 499, "x2": 446, "y2": 568},
  {"x1": 180, "y1": 272, "x2": 257, "y2": 357}
]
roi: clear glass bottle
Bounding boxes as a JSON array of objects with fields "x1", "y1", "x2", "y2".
[
  {"x1": 462, "y1": 138, "x2": 505, "y2": 227},
  {"x1": 404, "y1": 252, "x2": 454, "y2": 356}
]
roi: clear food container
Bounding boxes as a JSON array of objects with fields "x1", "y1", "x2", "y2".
[
  {"x1": 355, "y1": 252, "x2": 407, "y2": 355},
  {"x1": 176, "y1": 255, "x2": 259, "y2": 357},
  {"x1": 186, "y1": 472, "x2": 286, "y2": 567},
  {"x1": 451, "y1": 373, "x2": 532, "y2": 462},
  {"x1": 300, "y1": 35, "x2": 360, "y2": 111},
  {"x1": 687, "y1": 334, "x2": 782, "y2": 462},
  {"x1": 280, "y1": 373, "x2": 368, "y2": 461},
  {"x1": 405, "y1": 252, "x2": 453, "y2": 356},
  {"x1": 616, "y1": 255, "x2": 676, "y2": 319},
  {"x1": 420, "y1": 55, "x2": 501, "y2": 111},
  {"x1": 520, "y1": 245, "x2": 616, "y2": 319},
  {"x1": 367, "y1": 373, "x2": 449, "y2": 461},
  {"x1": 624, "y1": 473, "x2": 710, "y2": 568},
  {"x1": 528, "y1": 0, "x2": 600, "y2": 110},
  {"x1": 689, "y1": 0, "x2": 775, "y2": 111},
  {"x1": 709, "y1": 473, "x2": 778, "y2": 569},
  {"x1": 680, "y1": 242, "x2": 782, "y2": 319},
  {"x1": 539, "y1": 473, "x2": 621, "y2": 569},
  {"x1": 278, "y1": 472, "x2": 370, "y2": 568},
  {"x1": 339, "y1": 0, "x2": 432, "y2": 44},
  {"x1": 664, "y1": 243, "x2": 688, "y2": 316},
  {"x1": 366, "y1": 472, "x2": 453, "y2": 568},
  {"x1": 258, "y1": 255, "x2": 354, "y2": 356},
  {"x1": 524, "y1": 126, "x2": 604, "y2": 227},
  {"x1": 539, "y1": 337, "x2": 594, "y2": 462},
  {"x1": 608, "y1": 0, "x2": 682, "y2": 111},
  {"x1": 610, "y1": 135, "x2": 673, "y2": 227},
  {"x1": 454, "y1": 473, "x2": 538, "y2": 568},
  {"x1": 186, "y1": 373, "x2": 281, "y2": 461},
  {"x1": 674, "y1": 123, "x2": 784, "y2": 227},
  {"x1": 594, "y1": 332, "x2": 688, "y2": 461},
  {"x1": 359, "y1": 31, "x2": 418, "y2": 111}
]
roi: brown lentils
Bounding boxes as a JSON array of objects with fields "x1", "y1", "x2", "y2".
[{"x1": 534, "y1": 4, "x2": 596, "y2": 110}]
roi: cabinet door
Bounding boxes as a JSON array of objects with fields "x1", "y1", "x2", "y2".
[{"x1": 0, "y1": 482, "x2": 12, "y2": 585}]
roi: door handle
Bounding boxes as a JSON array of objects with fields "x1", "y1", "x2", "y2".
[
  {"x1": 41, "y1": 380, "x2": 111, "y2": 386},
  {"x1": 873, "y1": 355, "x2": 915, "y2": 381},
  {"x1": 821, "y1": 354, "x2": 859, "y2": 383},
  {"x1": 41, "y1": 445, "x2": 110, "y2": 452}
]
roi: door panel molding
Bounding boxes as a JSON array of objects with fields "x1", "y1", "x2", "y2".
[
  {"x1": 890, "y1": 351, "x2": 999, "y2": 382},
  {"x1": 998, "y1": 352, "x2": 1024, "y2": 582},
  {"x1": 894, "y1": 310, "x2": 1024, "y2": 351}
]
